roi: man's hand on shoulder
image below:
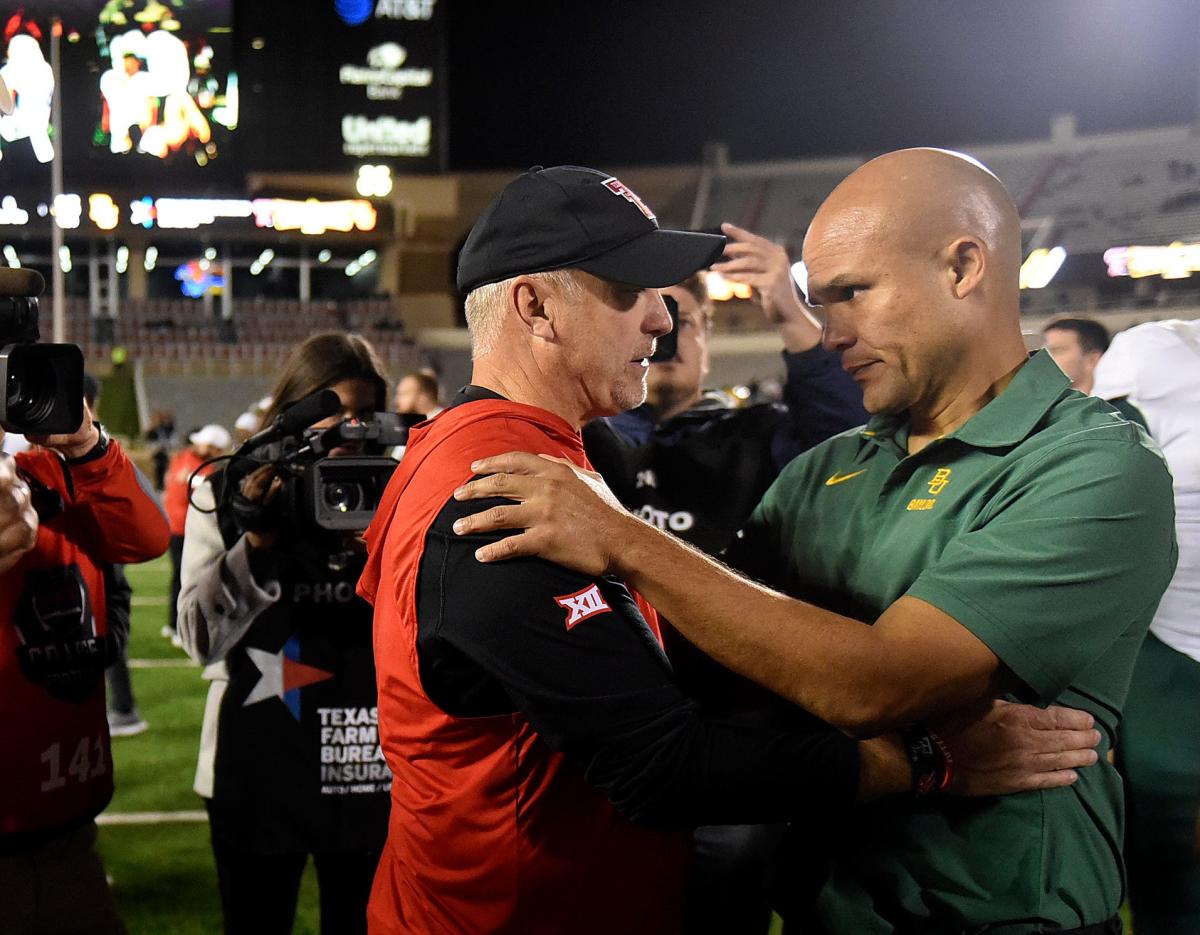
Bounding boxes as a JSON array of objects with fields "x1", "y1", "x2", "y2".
[
  {"x1": 25, "y1": 400, "x2": 100, "y2": 461},
  {"x1": 710, "y1": 222, "x2": 822, "y2": 352},
  {"x1": 0, "y1": 453, "x2": 38, "y2": 573},
  {"x1": 452, "y1": 451, "x2": 640, "y2": 577}
]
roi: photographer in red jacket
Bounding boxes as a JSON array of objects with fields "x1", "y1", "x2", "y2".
[{"x1": 0, "y1": 404, "x2": 170, "y2": 935}]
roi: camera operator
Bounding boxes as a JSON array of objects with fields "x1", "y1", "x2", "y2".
[
  {"x1": 177, "y1": 333, "x2": 392, "y2": 935},
  {"x1": 0, "y1": 403, "x2": 170, "y2": 935}
]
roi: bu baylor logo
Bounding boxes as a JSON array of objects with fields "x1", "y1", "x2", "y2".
[{"x1": 554, "y1": 584, "x2": 612, "y2": 630}]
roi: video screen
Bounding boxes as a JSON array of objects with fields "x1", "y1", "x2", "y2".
[{"x1": 0, "y1": 0, "x2": 235, "y2": 176}]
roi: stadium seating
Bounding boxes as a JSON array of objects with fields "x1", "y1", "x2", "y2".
[{"x1": 60, "y1": 295, "x2": 420, "y2": 376}]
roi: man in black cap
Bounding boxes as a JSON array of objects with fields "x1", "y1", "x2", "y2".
[{"x1": 357, "y1": 165, "x2": 1101, "y2": 935}]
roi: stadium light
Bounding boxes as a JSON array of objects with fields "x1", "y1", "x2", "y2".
[
  {"x1": 318, "y1": 249, "x2": 332, "y2": 263},
  {"x1": 115, "y1": 245, "x2": 129, "y2": 274},
  {"x1": 253, "y1": 198, "x2": 377, "y2": 235},
  {"x1": 249, "y1": 261, "x2": 264, "y2": 276},
  {"x1": 88, "y1": 193, "x2": 119, "y2": 231},
  {"x1": 58, "y1": 245, "x2": 72, "y2": 273},
  {"x1": 1019, "y1": 247, "x2": 1067, "y2": 289},
  {"x1": 356, "y1": 164, "x2": 393, "y2": 198},
  {"x1": 706, "y1": 270, "x2": 752, "y2": 302},
  {"x1": 357, "y1": 249, "x2": 378, "y2": 266},
  {"x1": 0, "y1": 196, "x2": 29, "y2": 225},
  {"x1": 345, "y1": 261, "x2": 362, "y2": 277},
  {"x1": 204, "y1": 246, "x2": 218, "y2": 261},
  {"x1": 3, "y1": 245, "x2": 19, "y2": 268},
  {"x1": 144, "y1": 245, "x2": 158, "y2": 271},
  {"x1": 1104, "y1": 242, "x2": 1200, "y2": 280},
  {"x1": 52, "y1": 194, "x2": 82, "y2": 230},
  {"x1": 257, "y1": 248, "x2": 275, "y2": 266}
]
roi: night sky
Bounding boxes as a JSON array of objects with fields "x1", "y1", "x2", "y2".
[{"x1": 445, "y1": 0, "x2": 1200, "y2": 171}]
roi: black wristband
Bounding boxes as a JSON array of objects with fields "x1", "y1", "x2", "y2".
[
  {"x1": 902, "y1": 725, "x2": 954, "y2": 796},
  {"x1": 65, "y1": 422, "x2": 110, "y2": 466}
]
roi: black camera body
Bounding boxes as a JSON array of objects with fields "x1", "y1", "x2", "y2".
[
  {"x1": 220, "y1": 395, "x2": 416, "y2": 543},
  {"x1": 278, "y1": 414, "x2": 410, "y2": 532},
  {"x1": 0, "y1": 268, "x2": 84, "y2": 435},
  {"x1": 648, "y1": 293, "x2": 679, "y2": 364}
]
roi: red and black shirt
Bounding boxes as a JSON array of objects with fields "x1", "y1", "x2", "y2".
[{"x1": 358, "y1": 387, "x2": 859, "y2": 935}]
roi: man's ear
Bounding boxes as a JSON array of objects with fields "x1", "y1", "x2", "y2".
[
  {"x1": 511, "y1": 277, "x2": 556, "y2": 341},
  {"x1": 945, "y1": 237, "x2": 985, "y2": 300}
]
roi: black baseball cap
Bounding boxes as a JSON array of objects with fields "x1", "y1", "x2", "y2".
[{"x1": 456, "y1": 165, "x2": 726, "y2": 294}]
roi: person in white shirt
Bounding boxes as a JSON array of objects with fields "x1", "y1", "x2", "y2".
[{"x1": 1092, "y1": 319, "x2": 1200, "y2": 935}]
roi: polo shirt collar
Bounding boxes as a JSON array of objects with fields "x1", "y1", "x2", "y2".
[{"x1": 855, "y1": 350, "x2": 1071, "y2": 456}]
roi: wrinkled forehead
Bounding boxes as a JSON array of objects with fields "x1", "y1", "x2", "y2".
[{"x1": 803, "y1": 205, "x2": 890, "y2": 272}]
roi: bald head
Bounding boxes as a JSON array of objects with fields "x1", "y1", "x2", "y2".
[
  {"x1": 803, "y1": 148, "x2": 1031, "y2": 425},
  {"x1": 810, "y1": 148, "x2": 1022, "y2": 301}
]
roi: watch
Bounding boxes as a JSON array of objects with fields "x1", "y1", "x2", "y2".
[{"x1": 66, "y1": 421, "x2": 110, "y2": 465}]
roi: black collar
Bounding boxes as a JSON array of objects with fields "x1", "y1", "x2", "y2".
[{"x1": 449, "y1": 385, "x2": 509, "y2": 410}]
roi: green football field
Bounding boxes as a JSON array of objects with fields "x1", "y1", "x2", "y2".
[{"x1": 99, "y1": 555, "x2": 324, "y2": 935}]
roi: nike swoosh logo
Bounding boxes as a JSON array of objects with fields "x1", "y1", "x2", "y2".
[{"x1": 825, "y1": 470, "x2": 867, "y2": 487}]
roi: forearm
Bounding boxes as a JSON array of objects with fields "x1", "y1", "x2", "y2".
[
  {"x1": 774, "y1": 348, "x2": 869, "y2": 466},
  {"x1": 613, "y1": 516, "x2": 985, "y2": 734},
  {"x1": 69, "y1": 442, "x2": 170, "y2": 563},
  {"x1": 778, "y1": 312, "x2": 822, "y2": 353},
  {"x1": 581, "y1": 706, "x2": 864, "y2": 830},
  {"x1": 177, "y1": 505, "x2": 280, "y2": 664}
]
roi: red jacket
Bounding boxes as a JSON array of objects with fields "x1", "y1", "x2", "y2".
[
  {"x1": 164, "y1": 447, "x2": 206, "y2": 536},
  {"x1": 0, "y1": 442, "x2": 170, "y2": 837},
  {"x1": 358, "y1": 399, "x2": 688, "y2": 935}
]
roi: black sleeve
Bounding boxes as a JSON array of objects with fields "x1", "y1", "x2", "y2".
[
  {"x1": 771, "y1": 346, "x2": 869, "y2": 470},
  {"x1": 104, "y1": 562, "x2": 132, "y2": 658},
  {"x1": 416, "y1": 493, "x2": 861, "y2": 831}
]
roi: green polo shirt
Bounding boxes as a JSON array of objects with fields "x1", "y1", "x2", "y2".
[{"x1": 741, "y1": 350, "x2": 1177, "y2": 933}]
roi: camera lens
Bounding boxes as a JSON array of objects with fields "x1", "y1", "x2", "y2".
[
  {"x1": 6, "y1": 367, "x2": 56, "y2": 427},
  {"x1": 323, "y1": 480, "x2": 365, "y2": 514}
]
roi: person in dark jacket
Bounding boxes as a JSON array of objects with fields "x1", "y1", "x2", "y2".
[
  {"x1": 583, "y1": 223, "x2": 868, "y2": 935},
  {"x1": 585, "y1": 223, "x2": 866, "y2": 556}
]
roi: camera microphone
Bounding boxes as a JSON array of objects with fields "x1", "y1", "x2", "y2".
[
  {"x1": 0, "y1": 268, "x2": 46, "y2": 298},
  {"x1": 240, "y1": 388, "x2": 342, "y2": 452}
]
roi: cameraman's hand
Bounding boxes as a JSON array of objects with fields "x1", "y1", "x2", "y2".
[
  {"x1": 711, "y1": 222, "x2": 822, "y2": 352},
  {"x1": 0, "y1": 454, "x2": 38, "y2": 573},
  {"x1": 240, "y1": 464, "x2": 283, "y2": 550},
  {"x1": 25, "y1": 400, "x2": 99, "y2": 461},
  {"x1": 936, "y1": 699, "x2": 1101, "y2": 797}
]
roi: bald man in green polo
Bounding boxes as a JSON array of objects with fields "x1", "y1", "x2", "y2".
[{"x1": 452, "y1": 149, "x2": 1178, "y2": 933}]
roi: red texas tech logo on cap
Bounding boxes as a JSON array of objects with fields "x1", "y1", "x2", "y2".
[
  {"x1": 555, "y1": 584, "x2": 612, "y2": 630},
  {"x1": 602, "y1": 177, "x2": 656, "y2": 221}
]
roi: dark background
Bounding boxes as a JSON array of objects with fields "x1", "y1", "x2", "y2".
[
  {"x1": 445, "y1": 0, "x2": 1200, "y2": 169},
  {"x1": 2, "y1": 0, "x2": 1197, "y2": 185}
]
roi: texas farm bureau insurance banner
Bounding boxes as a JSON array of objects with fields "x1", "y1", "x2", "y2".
[{"x1": 332, "y1": 0, "x2": 446, "y2": 173}]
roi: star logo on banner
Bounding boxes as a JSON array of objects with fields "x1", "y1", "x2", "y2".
[{"x1": 243, "y1": 635, "x2": 334, "y2": 721}]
